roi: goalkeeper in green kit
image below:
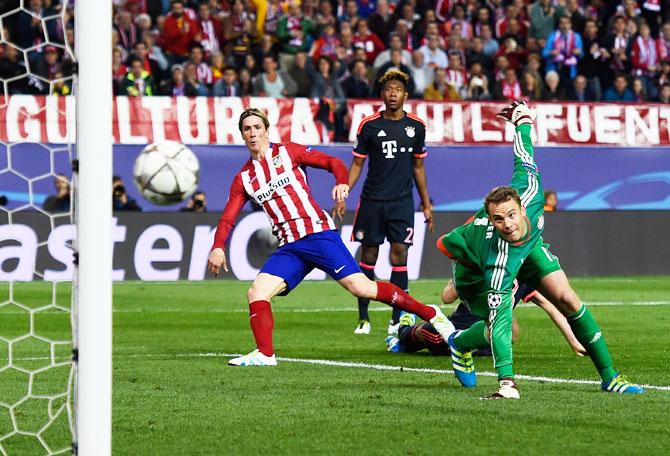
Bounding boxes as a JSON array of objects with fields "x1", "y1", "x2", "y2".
[{"x1": 438, "y1": 101, "x2": 645, "y2": 399}]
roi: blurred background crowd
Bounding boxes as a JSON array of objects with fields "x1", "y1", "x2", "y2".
[{"x1": 4, "y1": 1, "x2": 670, "y2": 127}]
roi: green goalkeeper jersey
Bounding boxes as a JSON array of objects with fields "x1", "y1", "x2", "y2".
[{"x1": 440, "y1": 124, "x2": 544, "y2": 311}]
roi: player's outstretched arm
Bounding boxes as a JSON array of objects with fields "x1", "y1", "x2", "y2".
[
  {"x1": 531, "y1": 292, "x2": 587, "y2": 356},
  {"x1": 209, "y1": 174, "x2": 247, "y2": 275}
]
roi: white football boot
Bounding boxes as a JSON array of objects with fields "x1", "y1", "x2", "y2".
[
  {"x1": 228, "y1": 349, "x2": 277, "y2": 366},
  {"x1": 428, "y1": 305, "x2": 455, "y2": 343},
  {"x1": 354, "y1": 320, "x2": 371, "y2": 335},
  {"x1": 481, "y1": 379, "x2": 520, "y2": 400}
]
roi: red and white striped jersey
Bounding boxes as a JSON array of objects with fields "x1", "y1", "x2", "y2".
[{"x1": 212, "y1": 142, "x2": 348, "y2": 249}]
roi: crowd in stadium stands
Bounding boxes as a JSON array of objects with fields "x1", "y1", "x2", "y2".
[{"x1": 5, "y1": 1, "x2": 670, "y2": 108}]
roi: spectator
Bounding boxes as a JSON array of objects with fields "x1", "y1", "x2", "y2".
[
  {"x1": 42, "y1": 174, "x2": 70, "y2": 213},
  {"x1": 603, "y1": 75, "x2": 635, "y2": 102},
  {"x1": 542, "y1": 15, "x2": 583, "y2": 85},
  {"x1": 656, "y1": 82, "x2": 670, "y2": 102},
  {"x1": 342, "y1": 58, "x2": 372, "y2": 98},
  {"x1": 566, "y1": 74, "x2": 590, "y2": 101},
  {"x1": 497, "y1": 36, "x2": 528, "y2": 72},
  {"x1": 130, "y1": 41, "x2": 164, "y2": 87},
  {"x1": 338, "y1": 0, "x2": 362, "y2": 30},
  {"x1": 114, "y1": 9, "x2": 138, "y2": 52},
  {"x1": 161, "y1": 0, "x2": 200, "y2": 64},
  {"x1": 119, "y1": 57, "x2": 156, "y2": 96},
  {"x1": 493, "y1": 54, "x2": 510, "y2": 82},
  {"x1": 466, "y1": 62, "x2": 492, "y2": 100},
  {"x1": 188, "y1": 44, "x2": 213, "y2": 87},
  {"x1": 181, "y1": 191, "x2": 208, "y2": 212},
  {"x1": 288, "y1": 51, "x2": 313, "y2": 98},
  {"x1": 277, "y1": 0, "x2": 315, "y2": 60},
  {"x1": 373, "y1": 32, "x2": 412, "y2": 69},
  {"x1": 408, "y1": 49, "x2": 433, "y2": 98},
  {"x1": 494, "y1": 67, "x2": 522, "y2": 101},
  {"x1": 565, "y1": 0, "x2": 586, "y2": 35},
  {"x1": 113, "y1": 178, "x2": 141, "y2": 212},
  {"x1": 183, "y1": 62, "x2": 209, "y2": 95},
  {"x1": 375, "y1": 49, "x2": 414, "y2": 94},
  {"x1": 443, "y1": 3, "x2": 474, "y2": 41},
  {"x1": 393, "y1": 19, "x2": 419, "y2": 52},
  {"x1": 445, "y1": 51, "x2": 467, "y2": 99},
  {"x1": 243, "y1": 54, "x2": 260, "y2": 77},
  {"x1": 466, "y1": 36, "x2": 494, "y2": 74},
  {"x1": 641, "y1": 0, "x2": 663, "y2": 38},
  {"x1": 314, "y1": 0, "x2": 338, "y2": 33},
  {"x1": 259, "y1": 0, "x2": 283, "y2": 37},
  {"x1": 631, "y1": 22, "x2": 659, "y2": 100},
  {"x1": 196, "y1": 1, "x2": 223, "y2": 58},
  {"x1": 542, "y1": 70, "x2": 566, "y2": 101},
  {"x1": 253, "y1": 54, "x2": 297, "y2": 98},
  {"x1": 657, "y1": 22, "x2": 670, "y2": 63},
  {"x1": 495, "y1": 4, "x2": 529, "y2": 41},
  {"x1": 52, "y1": 71, "x2": 70, "y2": 96},
  {"x1": 352, "y1": 18, "x2": 385, "y2": 65},
  {"x1": 160, "y1": 64, "x2": 197, "y2": 96},
  {"x1": 33, "y1": 46, "x2": 62, "y2": 91},
  {"x1": 310, "y1": 56, "x2": 345, "y2": 101},
  {"x1": 210, "y1": 51, "x2": 226, "y2": 83},
  {"x1": 529, "y1": 0, "x2": 565, "y2": 46},
  {"x1": 394, "y1": 1, "x2": 421, "y2": 37},
  {"x1": 255, "y1": 34, "x2": 280, "y2": 62},
  {"x1": 472, "y1": 5, "x2": 493, "y2": 36},
  {"x1": 420, "y1": 33, "x2": 448, "y2": 69},
  {"x1": 135, "y1": 14, "x2": 153, "y2": 40},
  {"x1": 226, "y1": 15, "x2": 259, "y2": 69},
  {"x1": 237, "y1": 67, "x2": 254, "y2": 96},
  {"x1": 521, "y1": 70, "x2": 542, "y2": 101},
  {"x1": 578, "y1": 19, "x2": 607, "y2": 102},
  {"x1": 310, "y1": 23, "x2": 340, "y2": 63},
  {"x1": 424, "y1": 67, "x2": 459, "y2": 101},
  {"x1": 658, "y1": 60, "x2": 670, "y2": 86},
  {"x1": 368, "y1": 0, "x2": 394, "y2": 45},
  {"x1": 480, "y1": 23, "x2": 500, "y2": 57},
  {"x1": 16, "y1": 0, "x2": 46, "y2": 51},
  {"x1": 632, "y1": 77, "x2": 648, "y2": 102},
  {"x1": 142, "y1": 31, "x2": 170, "y2": 73},
  {"x1": 112, "y1": 48, "x2": 128, "y2": 95},
  {"x1": 605, "y1": 15, "x2": 631, "y2": 75},
  {"x1": 212, "y1": 67, "x2": 240, "y2": 96},
  {"x1": 543, "y1": 190, "x2": 558, "y2": 212}
]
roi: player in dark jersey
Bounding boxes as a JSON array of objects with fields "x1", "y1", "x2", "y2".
[{"x1": 334, "y1": 70, "x2": 434, "y2": 336}]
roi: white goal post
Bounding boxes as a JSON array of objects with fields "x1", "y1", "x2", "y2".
[{"x1": 74, "y1": 1, "x2": 112, "y2": 455}]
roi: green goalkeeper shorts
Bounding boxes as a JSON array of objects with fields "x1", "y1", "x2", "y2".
[{"x1": 517, "y1": 241, "x2": 563, "y2": 288}]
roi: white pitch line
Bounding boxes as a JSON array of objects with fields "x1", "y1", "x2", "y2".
[
  {"x1": 184, "y1": 352, "x2": 670, "y2": 392},
  {"x1": 11, "y1": 352, "x2": 670, "y2": 392}
]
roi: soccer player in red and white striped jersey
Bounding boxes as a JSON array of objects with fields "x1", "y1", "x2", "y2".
[{"x1": 207, "y1": 108, "x2": 455, "y2": 366}]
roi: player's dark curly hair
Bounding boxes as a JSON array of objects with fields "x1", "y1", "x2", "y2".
[
  {"x1": 378, "y1": 69, "x2": 410, "y2": 91},
  {"x1": 484, "y1": 186, "x2": 522, "y2": 215},
  {"x1": 238, "y1": 107, "x2": 270, "y2": 133}
]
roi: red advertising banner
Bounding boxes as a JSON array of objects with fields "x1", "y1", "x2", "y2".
[{"x1": 1, "y1": 95, "x2": 670, "y2": 146}]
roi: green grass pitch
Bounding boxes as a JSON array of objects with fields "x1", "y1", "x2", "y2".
[{"x1": 2, "y1": 277, "x2": 670, "y2": 455}]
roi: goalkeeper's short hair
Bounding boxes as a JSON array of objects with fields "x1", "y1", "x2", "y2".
[{"x1": 378, "y1": 69, "x2": 410, "y2": 92}]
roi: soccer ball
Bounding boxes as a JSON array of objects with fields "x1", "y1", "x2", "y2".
[{"x1": 133, "y1": 141, "x2": 200, "y2": 205}]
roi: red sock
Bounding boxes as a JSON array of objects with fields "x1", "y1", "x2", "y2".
[
  {"x1": 249, "y1": 300, "x2": 274, "y2": 356},
  {"x1": 374, "y1": 282, "x2": 436, "y2": 322}
]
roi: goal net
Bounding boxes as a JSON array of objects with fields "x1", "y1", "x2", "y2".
[{"x1": 0, "y1": 0, "x2": 110, "y2": 454}]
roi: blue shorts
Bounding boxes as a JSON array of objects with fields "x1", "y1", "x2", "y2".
[{"x1": 260, "y1": 230, "x2": 361, "y2": 295}]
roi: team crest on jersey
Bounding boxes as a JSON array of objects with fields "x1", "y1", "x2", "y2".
[
  {"x1": 355, "y1": 230, "x2": 365, "y2": 241},
  {"x1": 488, "y1": 293, "x2": 502, "y2": 309},
  {"x1": 272, "y1": 155, "x2": 282, "y2": 168},
  {"x1": 537, "y1": 215, "x2": 544, "y2": 230},
  {"x1": 405, "y1": 126, "x2": 415, "y2": 137}
]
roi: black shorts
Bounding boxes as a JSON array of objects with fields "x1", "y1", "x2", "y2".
[{"x1": 351, "y1": 197, "x2": 414, "y2": 246}]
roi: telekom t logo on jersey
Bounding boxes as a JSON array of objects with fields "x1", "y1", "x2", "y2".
[{"x1": 381, "y1": 140, "x2": 398, "y2": 158}]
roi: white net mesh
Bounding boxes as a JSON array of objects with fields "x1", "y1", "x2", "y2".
[{"x1": 0, "y1": 0, "x2": 75, "y2": 454}]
